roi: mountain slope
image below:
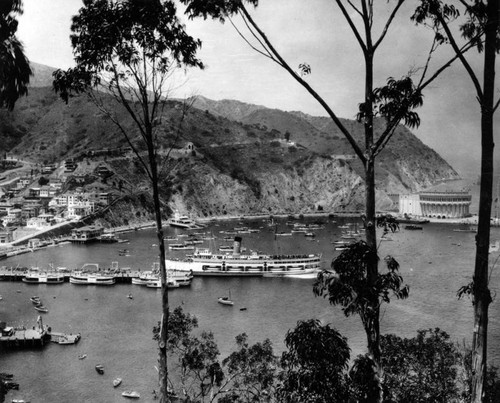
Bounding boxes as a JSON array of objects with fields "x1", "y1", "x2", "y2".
[{"x1": 0, "y1": 63, "x2": 460, "y2": 218}]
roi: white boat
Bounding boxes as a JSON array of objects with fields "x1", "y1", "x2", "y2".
[
  {"x1": 489, "y1": 240, "x2": 500, "y2": 253},
  {"x1": 218, "y1": 290, "x2": 234, "y2": 306},
  {"x1": 53, "y1": 333, "x2": 81, "y2": 345},
  {"x1": 168, "y1": 210, "x2": 198, "y2": 229},
  {"x1": 132, "y1": 265, "x2": 193, "y2": 286},
  {"x1": 169, "y1": 244, "x2": 195, "y2": 250},
  {"x1": 166, "y1": 236, "x2": 321, "y2": 277},
  {"x1": 122, "y1": 390, "x2": 140, "y2": 398},
  {"x1": 70, "y1": 264, "x2": 115, "y2": 285},
  {"x1": 113, "y1": 378, "x2": 122, "y2": 387},
  {"x1": 218, "y1": 296, "x2": 234, "y2": 306},
  {"x1": 22, "y1": 270, "x2": 65, "y2": 284},
  {"x1": 146, "y1": 279, "x2": 180, "y2": 289},
  {"x1": 34, "y1": 305, "x2": 48, "y2": 313}
]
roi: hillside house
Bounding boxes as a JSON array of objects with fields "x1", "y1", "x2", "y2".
[
  {"x1": 0, "y1": 230, "x2": 13, "y2": 244},
  {"x1": 49, "y1": 195, "x2": 68, "y2": 207},
  {"x1": 22, "y1": 204, "x2": 41, "y2": 219},
  {"x1": 27, "y1": 214, "x2": 55, "y2": 229},
  {"x1": 29, "y1": 187, "x2": 41, "y2": 198},
  {"x1": 65, "y1": 158, "x2": 77, "y2": 172},
  {"x1": 2, "y1": 208, "x2": 22, "y2": 225},
  {"x1": 41, "y1": 164, "x2": 56, "y2": 174},
  {"x1": 49, "y1": 178, "x2": 63, "y2": 191},
  {"x1": 17, "y1": 177, "x2": 32, "y2": 189},
  {"x1": 0, "y1": 202, "x2": 13, "y2": 215},
  {"x1": 67, "y1": 200, "x2": 95, "y2": 219},
  {"x1": 39, "y1": 185, "x2": 51, "y2": 198}
]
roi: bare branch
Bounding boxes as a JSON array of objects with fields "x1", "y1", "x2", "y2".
[{"x1": 373, "y1": 0, "x2": 405, "y2": 51}]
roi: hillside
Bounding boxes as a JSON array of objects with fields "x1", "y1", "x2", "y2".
[{"x1": 0, "y1": 64, "x2": 460, "y2": 220}]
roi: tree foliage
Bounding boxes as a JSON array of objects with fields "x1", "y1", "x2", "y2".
[
  {"x1": 219, "y1": 334, "x2": 278, "y2": 403},
  {"x1": 314, "y1": 241, "x2": 409, "y2": 319},
  {"x1": 277, "y1": 319, "x2": 351, "y2": 403},
  {"x1": 0, "y1": 0, "x2": 31, "y2": 110}
]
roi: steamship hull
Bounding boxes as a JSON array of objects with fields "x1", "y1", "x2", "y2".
[{"x1": 165, "y1": 237, "x2": 322, "y2": 277}]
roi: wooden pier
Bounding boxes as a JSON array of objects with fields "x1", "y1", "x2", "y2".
[
  {"x1": 0, "y1": 317, "x2": 82, "y2": 349},
  {"x1": 0, "y1": 317, "x2": 50, "y2": 349}
]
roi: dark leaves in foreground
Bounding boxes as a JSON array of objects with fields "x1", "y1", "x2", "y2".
[{"x1": 314, "y1": 241, "x2": 409, "y2": 317}]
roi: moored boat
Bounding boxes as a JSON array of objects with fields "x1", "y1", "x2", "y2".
[
  {"x1": 218, "y1": 296, "x2": 234, "y2": 306},
  {"x1": 122, "y1": 390, "x2": 140, "y2": 399},
  {"x1": 166, "y1": 237, "x2": 321, "y2": 277},
  {"x1": 167, "y1": 210, "x2": 198, "y2": 229},
  {"x1": 70, "y1": 263, "x2": 115, "y2": 285},
  {"x1": 132, "y1": 264, "x2": 193, "y2": 286},
  {"x1": 113, "y1": 378, "x2": 122, "y2": 387},
  {"x1": 23, "y1": 271, "x2": 65, "y2": 284},
  {"x1": 34, "y1": 305, "x2": 48, "y2": 313}
]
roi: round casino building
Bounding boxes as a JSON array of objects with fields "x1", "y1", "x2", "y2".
[{"x1": 399, "y1": 191, "x2": 472, "y2": 219}]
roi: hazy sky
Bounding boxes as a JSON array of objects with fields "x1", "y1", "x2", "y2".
[{"x1": 16, "y1": 0, "x2": 499, "y2": 178}]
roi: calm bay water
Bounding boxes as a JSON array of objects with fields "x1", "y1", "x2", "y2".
[{"x1": 1, "y1": 217, "x2": 500, "y2": 402}]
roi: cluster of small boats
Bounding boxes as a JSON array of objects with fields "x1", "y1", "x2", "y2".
[
  {"x1": 30, "y1": 296, "x2": 48, "y2": 313},
  {"x1": 93, "y1": 364, "x2": 140, "y2": 398}
]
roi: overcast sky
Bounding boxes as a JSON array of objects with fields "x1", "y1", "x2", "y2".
[{"x1": 17, "y1": 0, "x2": 500, "y2": 179}]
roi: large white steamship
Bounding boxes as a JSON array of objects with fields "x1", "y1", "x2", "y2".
[{"x1": 165, "y1": 236, "x2": 322, "y2": 277}]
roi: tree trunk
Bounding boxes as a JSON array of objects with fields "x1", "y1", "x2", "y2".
[
  {"x1": 471, "y1": 1, "x2": 498, "y2": 401},
  {"x1": 363, "y1": 43, "x2": 382, "y2": 401},
  {"x1": 146, "y1": 135, "x2": 170, "y2": 402}
]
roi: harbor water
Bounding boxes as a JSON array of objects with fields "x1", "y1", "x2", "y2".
[{"x1": 1, "y1": 217, "x2": 500, "y2": 402}]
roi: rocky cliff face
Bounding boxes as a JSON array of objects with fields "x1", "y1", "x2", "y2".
[{"x1": 162, "y1": 155, "x2": 394, "y2": 218}]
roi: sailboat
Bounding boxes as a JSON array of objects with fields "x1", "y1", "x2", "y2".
[{"x1": 218, "y1": 289, "x2": 234, "y2": 306}]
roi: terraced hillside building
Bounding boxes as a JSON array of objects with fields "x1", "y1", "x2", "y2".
[{"x1": 399, "y1": 191, "x2": 472, "y2": 218}]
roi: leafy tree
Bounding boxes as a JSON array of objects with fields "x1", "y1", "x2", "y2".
[
  {"x1": 220, "y1": 334, "x2": 278, "y2": 403},
  {"x1": 314, "y1": 241, "x2": 409, "y2": 401},
  {"x1": 179, "y1": 3, "x2": 466, "y2": 399},
  {"x1": 157, "y1": 307, "x2": 278, "y2": 403},
  {"x1": 413, "y1": 1, "x2": 500, "y2": 400},
  {"x1": 277, "y1": 319, "x2": 351, "y2": 403},
  {"x1": 381, "y1": 329, "x2": 460, "y2": 402},
  {"x1": 53, "y1": 1, "x2": 203, "y2": 401},
  {"x1": 0, "y1": 0, "x2": 31, "y2": 110},
  {"x1": 38, "y1": 176, "x2": 49, "y2": 186}
]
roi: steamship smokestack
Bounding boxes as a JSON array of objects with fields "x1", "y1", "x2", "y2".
[{"x1": 233, "y1": 236, "x2": 242, "y2": 256}]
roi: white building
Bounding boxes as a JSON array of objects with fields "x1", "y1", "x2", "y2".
[{"x1": 399, "y1": 191, "x2": 472, "y2": 218}]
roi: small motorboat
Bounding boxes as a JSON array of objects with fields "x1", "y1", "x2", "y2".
[
  {"x1": 217, "y1": 296, "x2": 234, "y2": 306},
  {"x1": 113, "y1": 378, "x2": 122, "y2": 387},
  {"x1": 30, "y1": 296, "x2": 41, "y2": 304},
  {"x1": 218, "y1": 289, "x2": 234, "y2": 306},
  {"x1": 122, "y1": 390, "x2": 140, "y2": 398},
  {"x1": 78, "y1": 354, "x2": 87, "y2": 360},
  {"x1": 34, "y1": 305, "x2": 48, "y2": 313},
  {"x1": 95, "y1": 364, "x2": 104, "y2": 375}
]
